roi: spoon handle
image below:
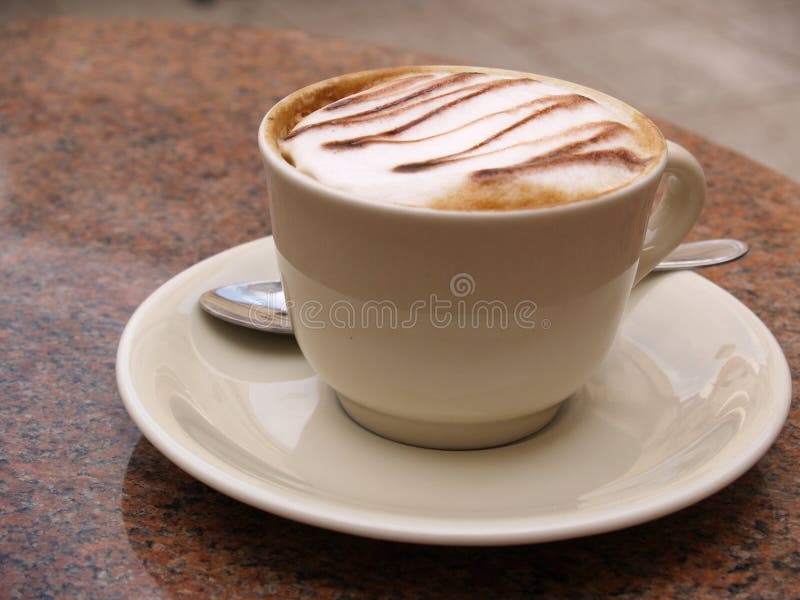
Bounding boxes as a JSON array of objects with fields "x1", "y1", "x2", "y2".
[{"x1": 652, "y1": 238, "x2": 749, "y2": 271}]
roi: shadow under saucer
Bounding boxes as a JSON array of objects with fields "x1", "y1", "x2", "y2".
[{"x1": 120, "y1": 433, "x2": 773, "y2": 598}]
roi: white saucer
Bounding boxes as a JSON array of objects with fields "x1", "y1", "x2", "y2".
[{"x1": 116, "y1": 237, "x2": 790, "y2": 546}]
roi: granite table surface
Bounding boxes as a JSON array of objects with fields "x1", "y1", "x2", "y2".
[{"x1": 1, "y1": 18, "x2": 798, "y2": 599}]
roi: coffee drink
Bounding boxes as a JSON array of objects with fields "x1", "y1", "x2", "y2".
[
  {"x1": 277, "y1": 67, "x2": 664, "y2": 211},
  {"x1": 260, "y1": 66, "x2": 703, "y2": 449}
]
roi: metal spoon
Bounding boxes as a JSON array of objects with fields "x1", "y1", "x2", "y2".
[
  {"x1": 651, "y1": 238, "x2": 749, "y2": 271},
  {"x1": 201, "y1": 238, "x2": 749, "y2": 334}
]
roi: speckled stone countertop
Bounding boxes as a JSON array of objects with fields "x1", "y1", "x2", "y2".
[{"x1": 1, "y1": 18, "x2": 797, "y2": 599}]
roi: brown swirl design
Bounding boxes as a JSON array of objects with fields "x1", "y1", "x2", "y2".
[
  {"x1": 286, "y1": 72, "x2": 489, "y2": 139},
  {"x1": 285, "y1": 73, "x2": 654, "y2": 185},
  {"x1": 322, "y1": 73, "x2": 436, "y2": 111}
]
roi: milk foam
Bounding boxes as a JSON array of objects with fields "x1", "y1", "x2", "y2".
[{"x1": 279, "y1": 70, "x2": 661, "y2": 210}]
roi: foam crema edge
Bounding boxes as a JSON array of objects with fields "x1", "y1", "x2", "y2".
[{"x1": 267, "y1": 66, "x2": 666, "y2": 212}]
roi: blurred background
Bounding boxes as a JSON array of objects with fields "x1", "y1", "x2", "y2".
[{"x1": 2, "y1": 0, "x2": 797, "y2": 181}]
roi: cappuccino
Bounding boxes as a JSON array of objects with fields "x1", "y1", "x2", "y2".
[
  {"x1": 277, "y1": 67, "x2": 664, "y2": 211},
  {"x1": 260, "y1": 66, "x2": 704, "y2": 448}
]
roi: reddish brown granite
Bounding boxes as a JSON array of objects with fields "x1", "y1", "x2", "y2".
[{"x1": 1, "y1": 18, "x2": 798, "y2": 599}]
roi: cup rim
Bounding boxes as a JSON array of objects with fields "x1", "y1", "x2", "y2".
[{"x1": 259, "y1": 65, "x2": 668, "y2": 221}]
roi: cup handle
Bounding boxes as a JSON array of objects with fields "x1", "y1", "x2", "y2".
[{"x1": 634, "y1": 140, "x2": 706, "y2": 284}]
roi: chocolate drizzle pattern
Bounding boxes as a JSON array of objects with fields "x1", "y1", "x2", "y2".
[
  {"x1": 280, "y1": 71, "x2": 660, "y2": 209},
  {"x1": 285, "y1": 72, "x2": 486, "y2": 139},
  {"x1": 322, "y1": 73, "x2": 436, "y2": 111},
  {"x1": 393, "y1": 97, "x2": 599, "y2": 172}
]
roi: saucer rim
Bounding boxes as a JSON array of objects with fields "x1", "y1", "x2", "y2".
[{"x1": 116, "y1": 237, "x2": 791, "y2": 546}]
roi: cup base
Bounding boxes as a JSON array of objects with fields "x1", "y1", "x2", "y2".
[{"x1": 336, "y1": 395, "x2": 563, "y2": 450}]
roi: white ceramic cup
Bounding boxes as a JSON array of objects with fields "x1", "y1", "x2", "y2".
[{"x1": 259, "y1": 66, "x2": 705, "y2": 450}]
